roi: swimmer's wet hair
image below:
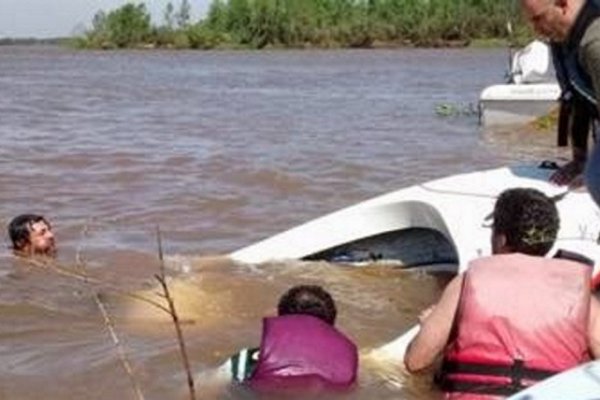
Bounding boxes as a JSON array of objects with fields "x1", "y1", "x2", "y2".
[
  {"x1": 8, "y1": 214, "x2": 49, "y2": 251},
  {"x1": 278, "y1": 285, "x2": 337, "y2": 325}
]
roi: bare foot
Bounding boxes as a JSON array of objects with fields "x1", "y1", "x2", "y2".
[{"x1": 549, "y1": 160, "x2": 584, "y2": 186}]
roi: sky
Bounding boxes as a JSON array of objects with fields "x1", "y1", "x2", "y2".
[{"x1": 0, "y1": 0, "x2": 211, "y2": 38}]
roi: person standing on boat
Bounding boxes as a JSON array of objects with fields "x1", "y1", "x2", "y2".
[
  {"x1": 200, "y1": 284, "x2": 358, "y2": 392},
  {"x1": 404, "y1": 188, "x2": 600, "y2": 398},
  {"x1": 520, "y1": 0, "x2": 600, "y2": 203},
  {"x1": 8, "y1": 214, "x2": 56, "y2": 257}
]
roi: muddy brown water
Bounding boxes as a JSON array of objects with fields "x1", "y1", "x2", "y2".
[{"x1": 0, "y1": 46, "x2": 568, "y2": 399}]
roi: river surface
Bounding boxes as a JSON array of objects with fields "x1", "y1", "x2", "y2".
[{"x1": 0, "y1": 45, "x2": 566, "y2": 399}]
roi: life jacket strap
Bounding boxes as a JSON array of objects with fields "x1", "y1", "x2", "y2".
[
  {"x1": 553, "y1": 249, "x2": 594, "y2": 267},
  {"x1": 438, "y1": 359, "x2": 556, "y2": 396}
]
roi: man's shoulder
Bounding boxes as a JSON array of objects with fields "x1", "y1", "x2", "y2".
[{"x1": 581, "y1": 18, "x2": 600, "y2": 51}]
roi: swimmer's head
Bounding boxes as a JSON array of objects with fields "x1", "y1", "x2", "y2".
[
  {"x1": 277, "y1": 285, "x2": 337, "y2": 325},
  {"x1": 8, "y1": 214, "x2": 56, "y2": 257}
]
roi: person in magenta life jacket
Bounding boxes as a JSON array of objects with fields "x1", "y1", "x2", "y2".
[
  {"x1": 404, "y1": 188, "x2": 600, "y2": 399},
  {"x1": 226, "y1": 285, "x2": 358, "y2": 391}
]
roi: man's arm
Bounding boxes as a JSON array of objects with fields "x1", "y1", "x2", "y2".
[
  {"x1": 549, "y1": 101, "x2": 589, "y2": 186},
  {"x1": 404, "y1": 275, "x2": 463, "y2": 373},
  {"x1": 548, "y1": 20, "x2": 600, "y2": 187},
  {"x1": 580, "y1": 19, "x2": 600, "y2": 119}
]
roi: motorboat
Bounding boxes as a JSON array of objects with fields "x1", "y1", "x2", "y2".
[
  {"x1": 479, "y1": 83, "x2": 561, "y2": 126},
  {"x1": 479, "y1": 40, "x2": 561, "y2": 126}
]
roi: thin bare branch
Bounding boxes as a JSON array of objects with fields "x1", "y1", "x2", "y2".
[
  {"x1": 94, "y1": 293, "x2": 146, "y2": 400},
  {"x1": 76, "y1": 222, "x2": 145, "y2": 400},
  {"x1": 155, "y1": 225, "x2": 197, "y2": 400},
  {"x1": 75, "y1": 221, "x2": 90, "y2": 272},
  {"x1": 19, "y1": 256, "x2": 172, "y2": 314}
]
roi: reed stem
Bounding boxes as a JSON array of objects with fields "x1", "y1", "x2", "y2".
[
  {"x1": 155, "y1": 225, "x2": 197, "y2": 400},
  {"x1": 76, "y1": 222, "x2": 146, "y2": 400}
]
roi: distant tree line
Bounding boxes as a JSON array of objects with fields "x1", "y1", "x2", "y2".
[
  {"x1": 76, "y1": 0, "x2": 532, "y2": 50},
  {"x1": 0, "y1": 37, "x2": 68, "y2": 46}
]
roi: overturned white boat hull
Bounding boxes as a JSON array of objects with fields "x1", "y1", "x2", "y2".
[
  {"x1": 479, "y1": 83, "x2": 560, "y2": 126},
  {"x1": 231, "y1": 164, "x2": 600, "y2": 275}
]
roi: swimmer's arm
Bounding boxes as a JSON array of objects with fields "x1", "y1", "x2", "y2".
[
  {"x1": 404, "y1": 275, "x2": 463, "y2": 373},
  {"x1": 589, "y1": 296, "x2": 600, "y2": 359}
]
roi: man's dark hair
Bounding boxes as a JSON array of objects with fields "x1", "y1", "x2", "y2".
[
  {"x1": 277, "y1": 285, "x2": 337, "y2": 325},
  {"x1": 493, "y1": 188, "x2": 559, "y2": 256},
  {"x1": 8, "y1": 214, "x2": 48, "y2": 251}
]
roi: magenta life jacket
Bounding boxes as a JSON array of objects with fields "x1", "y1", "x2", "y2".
[
  {"x1": 439, "y1": 253, "x2": 591, "y2": 399},
  {"x1": 248, "y1": 314, "x2": 358, "y2": 390}
]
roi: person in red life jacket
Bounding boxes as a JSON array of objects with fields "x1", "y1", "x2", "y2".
[
  {"x1": 222, "y1": 284, "x2": 358, "y2": 391},
  {"x1": 404, "y1": 188, "x2": 600, "y2": 399},
  {"x1": 8, "y1": 214, "x2": 56, "y2": 257}
]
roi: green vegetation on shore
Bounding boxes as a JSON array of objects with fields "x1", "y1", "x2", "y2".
[
  {"x1": 76, "y1": 0, "x2": 534, "y2": 50},
  {"x1": 0, "y1": 37, "x2": 70, "y2": 46}
]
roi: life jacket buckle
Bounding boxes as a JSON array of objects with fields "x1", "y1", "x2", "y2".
[{"x1": 510, "y1": 359, "x2": 525, "y2": 390}]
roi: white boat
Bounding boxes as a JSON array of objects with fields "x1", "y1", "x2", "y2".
[
  {"x1": 230, "y1": 164, "x2": 600, "y2": 276},
  {"x1": 479, "y1": 83, "x2": 561, "y2": 126},
  {"x1": 479, "y1": 40, "x2": 561, "y2": 126}
]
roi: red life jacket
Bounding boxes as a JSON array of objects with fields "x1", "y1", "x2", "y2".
[
  {"x1": 439, "y1": 253, "x2": 591, "y2": 399},
  {"x1": 248, "y1": 314, "x2": 358, "y2": 390}
]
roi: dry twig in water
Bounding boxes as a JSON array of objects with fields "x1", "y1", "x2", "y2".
[
  {"x1": 20, "y1": 255, "x2": 171, "y2": 314},
  {"x1": 76, "y1": 222, "x2": 146, "y2": 400},
  {"x1": 155, "y1": 225, "x2": 197, "y2": 400},
  {"x1": 93, "y1": 293, "x2": 146, "y2": 400}
]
